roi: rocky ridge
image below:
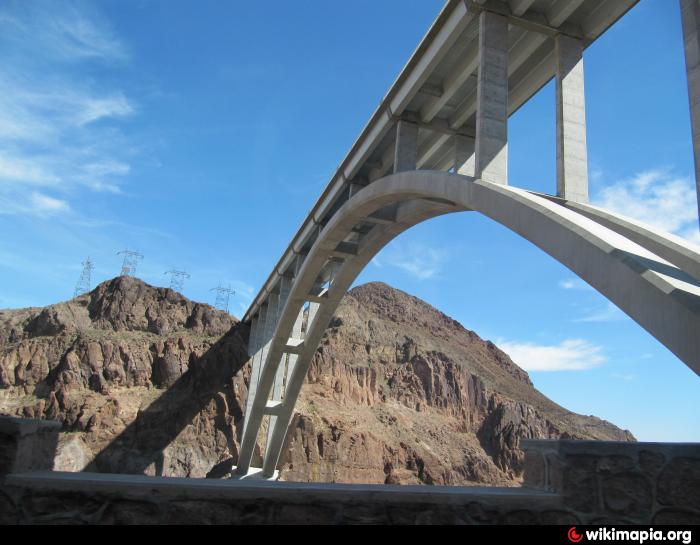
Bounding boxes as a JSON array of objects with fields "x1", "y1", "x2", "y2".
[{"x1": 0, "y1": 276, "x2": 633, "y2": 484}]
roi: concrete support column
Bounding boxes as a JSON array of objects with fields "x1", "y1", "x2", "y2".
[
  {"x1": 681, "y1": 0, "x2": 700, "y2": 222},
  {"x1": 243, "y1": 306, "x2": 266, "y2": 426},
  {"x1": 455, "y1": 134, "x2": 476, "y2": 176},
  {"x1": 393, "y1": 120, "x2": 418, "y2": 173},
  {"x1": 475, "y1": 10, "x2": 509, "y2": 185},
  {"x1": 258, "y1": 292, "x2": 280, "y2": 371},
  {"x1": 285, "y1": 306, "x2": 305, "y2": 392},
  {"x1": 246, "y1": 315, "x2": 260, "y2": 358},
  {"x1": 286, "y1": 256, "x2": 307, "y2": 385},
  {"x1": 266, "y1": 277, "x2": 293, "y2": 449},
  {"x1": 556, "y1": 34, "x2": 589, "y2": 202},
  {"x1": 306, "y1": 300, "x2": 321, "y2": 336},
  {"x1": 348, "y1": 179, "x2": 367, "y2": 198},
  {"x1": 238, "y1": 292, "x2": 279, "y2": 473}
]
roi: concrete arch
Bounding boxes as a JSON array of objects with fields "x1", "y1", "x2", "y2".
[{"x1": 236, "y1": 170, "x2": 700, "y2": 479}]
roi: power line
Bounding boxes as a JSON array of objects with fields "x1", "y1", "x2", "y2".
[
  {"x1": 210, "y1": 283, "x2": 235, "y2": 313},
  {"x1": 74, "y1": 257, "x2": 94, "y2": 297},
  {"x1": 117, "y1": 249, "x2": 144, "y2": 277},
  {"x1": 165, "y1": 269, "x2": 190, "y2": 292}
]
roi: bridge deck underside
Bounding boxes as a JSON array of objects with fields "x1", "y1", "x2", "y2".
[{"x1": 243, "y1": 0, "x2": 639, "y2": 325}]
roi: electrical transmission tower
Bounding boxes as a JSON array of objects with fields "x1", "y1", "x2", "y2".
[
  {"x1": 165, "y1": 269, "x2": 190, "y2": 292},
  {"x1": 74, "y1": 257, "x2": 94, "y2": 297},
  {"x1": 117, "y1": 249, "x2": 143, "y2": 277},
  {"x1": 211, "y1": 284, "x2": 235, "y2": 313}
]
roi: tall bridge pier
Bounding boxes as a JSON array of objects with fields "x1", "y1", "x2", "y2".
[{"x1": 681, "y1": 0, "x2": 700, "y2": 220}]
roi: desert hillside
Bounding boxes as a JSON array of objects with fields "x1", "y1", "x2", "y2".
[{"x1": 0, "y1": 276, "x2": 633, "y2": 485}]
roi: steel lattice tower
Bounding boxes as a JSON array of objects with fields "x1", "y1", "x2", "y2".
[
  {"x1": 165, "y1": 269, "x2": 190, "y2": 292},
  {"x1": 74, "y1": 257, "x2": 95, "y2": 297},
  {"x1": 117, "y1": 249, "x2": 144, "y2": 277},
  {"x1": 210, "y1": 284, "x2": 235, "y2": 313}
]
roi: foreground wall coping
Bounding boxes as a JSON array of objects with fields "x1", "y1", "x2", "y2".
[
  {"x1": 523, "y1": 439, "x2": 700, "y2": 456},
  {"x1": 7, "y1": 471, "x2": 559, "y2": 507}
]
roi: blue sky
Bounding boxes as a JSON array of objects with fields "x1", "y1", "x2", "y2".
[{"x1": 0, "y1": 0, "x2": 697, "y2": 442}]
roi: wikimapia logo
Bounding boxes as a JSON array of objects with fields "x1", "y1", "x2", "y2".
[
  {"x1": 567, "y1": 527, "x2": 693, "y2": 544},
  {"x1": 569, "y1": 528, "x2": 584, "y2": 543}
]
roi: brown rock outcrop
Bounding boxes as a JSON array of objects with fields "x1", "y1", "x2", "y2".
[
  {"x1": 280, "y1": 282, "x2": 632, "y2": 485},
  {"x1": 0, "y1": 277, "x2": 633, "y2": 484}
]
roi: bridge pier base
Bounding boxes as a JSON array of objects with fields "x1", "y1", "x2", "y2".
[{"x1": 229, "y1": 466, "x2": 279, "y2": 481}]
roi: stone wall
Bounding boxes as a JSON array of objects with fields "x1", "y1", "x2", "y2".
[
  {"x1": 0, "y1": 416, "x2": 60, "y2": 475},
  {"x1": 522, "y1": 439, "x2": 700, "y2": 525},
  {"x1": 1, "y1": 472, "x2": 567, "y2": 525},
  {"x1": 0, "y1": 416, "x2": 698, "y2": 524}
]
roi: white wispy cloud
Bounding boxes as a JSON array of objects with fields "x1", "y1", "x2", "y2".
[
  {"x1": 0, "y1": 1, "x2": 135, "y2": 216},
  {"x1": 558, "y1": 168, "x2": 700, "y2": 323},
  {"x1": 0, "y1": 155, "x2": 60, "y2": 186},
  {"x1": 498, "y1": 338, "x2": 606, "y2": 372},
  {"x1": 0, "y1": 191, "x2": 70, "y2": 216},
  {"x1": 73, "y1": 93, "x2": 134, "y2": 125},
  {"x1": 0, "y1": 2, "x2": 128, "y2": 63},
  {"x1": 30, "y1": 192, "x2": 71, "y2": 214},
  {"x1": 574, "y1": 301, "x2": 626, "y2": 323},
  {"x1": 48, "y1": 12, "x2": 127, "y2": 62},
  {"x1": 374, "y1": 241, "x2": 448, "y2": 280},
  {"x1": 228, "y1": 280, "x2": 255, "y2": 304},
  {"x1": 592, "y1": 168, "x2": 699, "y2": 244},
  {"x1": 558, "y1": 278, "x2": 592, "y2": 291}
]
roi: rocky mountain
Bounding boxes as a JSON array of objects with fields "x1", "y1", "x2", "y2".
[{"x1": 0, "y1": 276, "x2": 633, "y2": 485}]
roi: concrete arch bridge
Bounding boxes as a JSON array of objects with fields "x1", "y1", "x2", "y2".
[{"x1": 233, "y1": 0, "x2": 700, "y2": 480}]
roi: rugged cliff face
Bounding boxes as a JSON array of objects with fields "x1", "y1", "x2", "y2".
[
  {"x1": 282, "y1": 282, "x2": 633, "y2": 485},
  {"x1": 0, "y1": 276, "x2": 633, "y2": 485}
]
